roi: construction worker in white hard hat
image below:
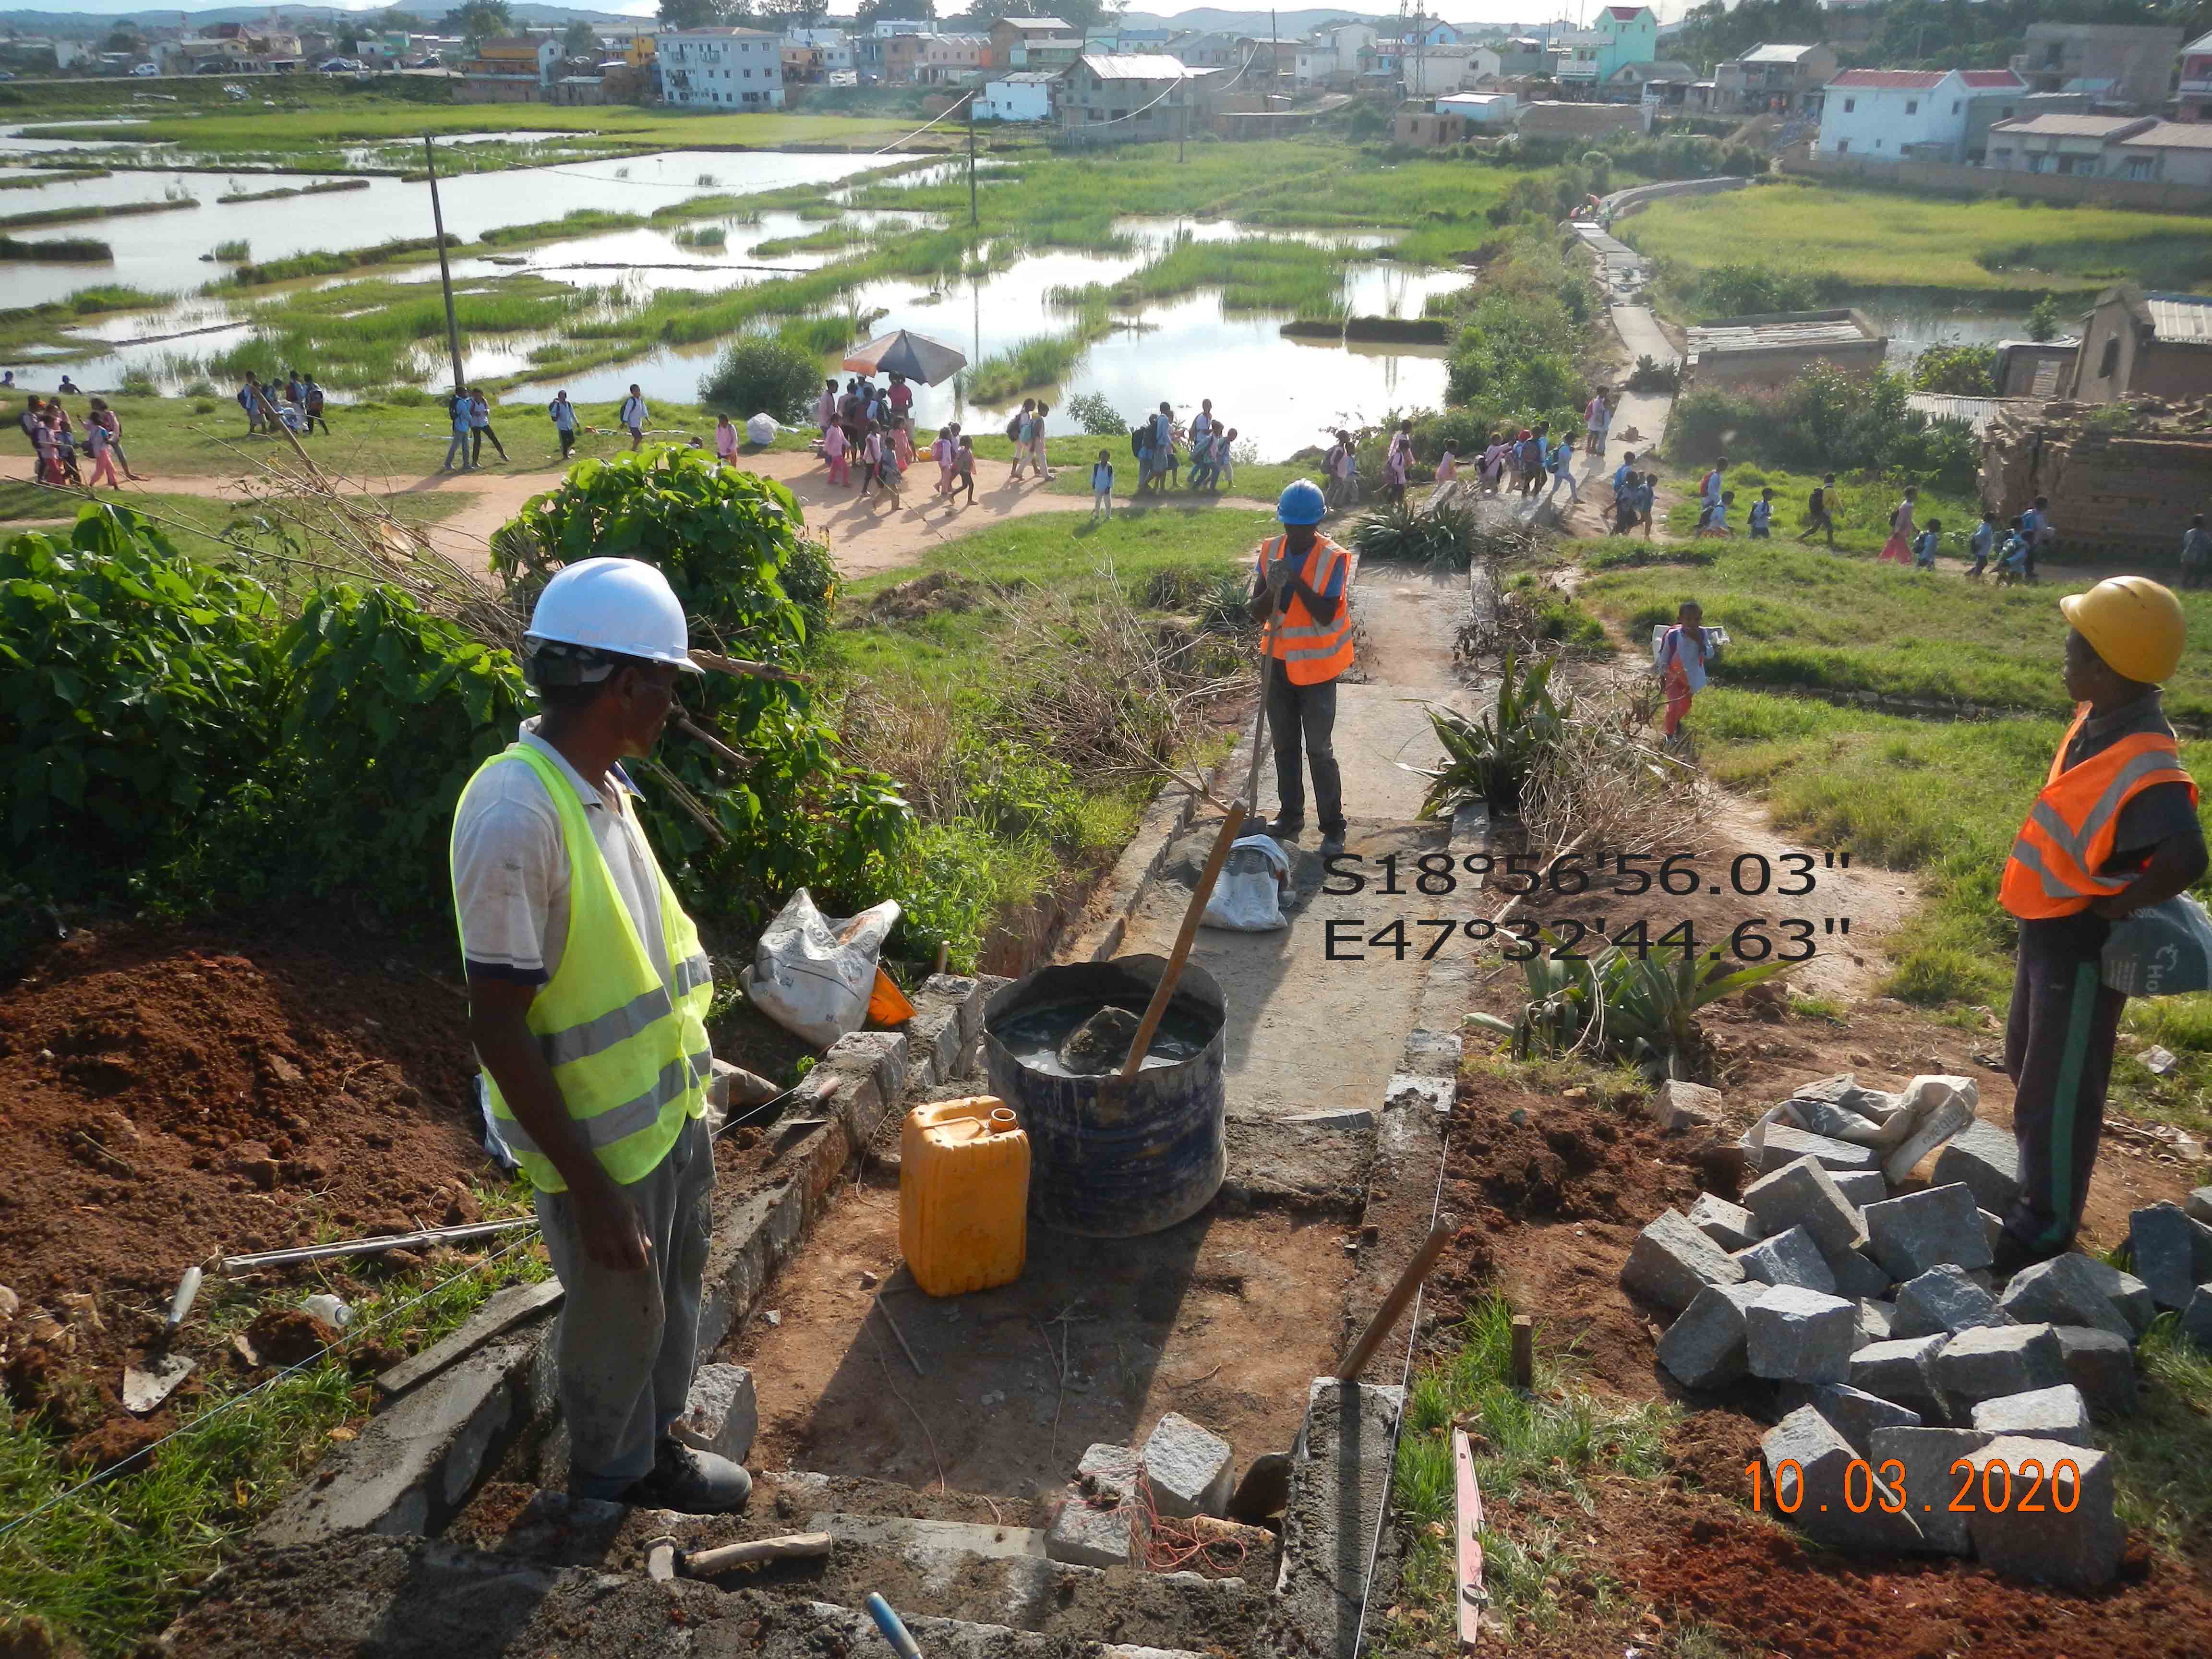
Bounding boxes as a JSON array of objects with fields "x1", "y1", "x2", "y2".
[
  {"x1": 1996, "y1": 576, "x2": 2203, "y2": 1267},
  {"x1": 449, "y1": 557, "x2": 751, "y2": 1513}
]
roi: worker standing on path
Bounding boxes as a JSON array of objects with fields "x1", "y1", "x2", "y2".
[
  {"x1": 1997, "y1": 577, "x2": 2205, "y2": 1267},
  {"x1": 1250, "y1": 480, "x2": 1354, "y2": 857},
  {"x1": 450, "y1": 559, "x2": 751, "y2": 1515}
]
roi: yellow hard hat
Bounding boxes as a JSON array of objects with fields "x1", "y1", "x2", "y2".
[{"x1": 2060, "y1": 575, "x2": 2186, "y2": 684}]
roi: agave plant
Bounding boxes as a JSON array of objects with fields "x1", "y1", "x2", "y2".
[
  {"x1": 1419, "y1": 650, "x2": 1567, "y2": 818},
  {"x1": 1348, "y1": 497, "x2": 1482, "y2": 569},
  {"x1": 1470, "y1": 929, "x2": 1796, "y2": 1081}
]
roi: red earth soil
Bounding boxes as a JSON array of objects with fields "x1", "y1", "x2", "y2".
[{"x1": 1425, "y1": 996, "x2": 2209, "y2": 1656}]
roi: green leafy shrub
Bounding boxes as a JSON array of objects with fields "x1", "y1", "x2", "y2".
[
  {"x1": 118, "y1": 367, "x2": 157, "y2": 398},
  {"x1": 1691, "y1": 261, "x2": 1844, "y2": 319},
  {"x1": 261, "y1": 584, "x2": 531, "y2": 918},
  {"x1": 1668, "y1": 364, "x2": 1978, "y2": 495},
  {"x1": 1624, "y1": 353, "x2": 1678, "y2": 393},
  {"x1": 1912, "y1": 344, "x2": 1996, "y2": 396},
  {"x1": 492, "y1": 448, "x2": 911, "y2": 935},
  {"x1": 2027, "y1": 292, "x2": 2064, "y2": 342},
  {"x1": 699, "y1": 333, "x2": 822, "y2": 423},
  {"x1": 1066, "y1": 390, "x2": 1126, "y2": 437},
  {"x1": 0, "y1": 508, "x2": 275, "y2": 880}
]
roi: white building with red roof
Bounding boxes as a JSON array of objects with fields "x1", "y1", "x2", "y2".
[{"x1": 1817, "y1": 66, "x2": 2026, "y2": 162}]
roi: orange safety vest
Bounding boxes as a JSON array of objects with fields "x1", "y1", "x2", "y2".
[
  {"x1": 1257, "y1": 533, "x2": 1354, "y2": 686},
  {"x1": 1999, "y1": 705, "x2": 2197, "y2": 919}
]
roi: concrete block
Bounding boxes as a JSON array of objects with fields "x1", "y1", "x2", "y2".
[
  {"x1": 2055, "y1": 1325, "x2": 2138, "y2": 1418},
  {"x1": 1736, "y1": 1226, "x2": 1837, "y2": 1295},
  {"x1": 1878, "y1": 1076, "x2": 1977, "y2": 1185},
  {"x1": 1754, "y1": 1124, "x2": 1881, "y2": 1176},
  {"x1": 2075, "y1": 1259, "x2": 2154, "y2": 1336},
  {"x1": 1831, "y1": 1169, "x2": 1889, "y2": 1208},
  {"x1": 1277, "y1": 1380, "x2": 1404, "y2": 1659},
  {"x1": 1142, "y1": 1411, "x2": 1233, "y2": 1519},
  {"x1": 2182, "y1": 1283, "x2": 2212, "y2": 1354},
  {"x1": 1935, "y1": 1322, "x2": 2066, "y2": 1407},
  {"x1": 1970, "y1": 1383, "x2": 2092, "y2": 1446},
  {"x1": 1742, "y1": 1156, "x2": 1864, "y2": 1257},
  {"x1": 1620, "y1": 1209, "x2": 1746, "y2": 1312},
  {"x1": 1657, "y1": 1282, "x2": 1765, "y2": 1391},
  {"x1": 1686, "y1": 1192, "x2": 1760, "y2": 1252},
  {"x1": 1047, "y1": 1496, "x2": 1135, "y2": 1568},
  {"x1": 1931, "y1": 1118, "x2": 2023, "y2": 1216},
  {"x1": 1746, "y1": 1285, "x2": 1857, "y2": 1383},
  {"x1": 673, "y1": 1364, "x2": 757, "y2": 1465},
  {"x1": 1399, "y1": 1026, "x2": 1464, "y2": 1079},
  {"x1": 257, "y1": 1335, "x2": 529, "y2": 1547},
  {"x1": 1788, "y1": 1073, "x2": 1899, "y2": 1129},
  {"x1": 1891, "y1": 1264, "x2": 2014, "y2": 1341},
  {"x1": 1857, "y1": 1300, "x2": 1895, "y2": 1346},
  {"x1": 2127, "y1": 1202, "x2": 2212, "y2": 1310},
  {"x1": 818, "y1": 1028, "x2": 907, "y2": 1144},
  {"x1": 1776, "y1": 1382, "x2": 1921, "y2": 1456},
  {"x1": 1827, "y1": 1247, "x2": 1891, "y2": 1301},
  {"x1": 1384, "y1": 1073, "x2": 1454, "y2": 1119},
  {"x1": 1850, "y1": 1334, "x2": 1950, "y2": 1424},
  {"x1": 920, "y1": 973, "x2": 985, "y2": 1049},
  {"x1": 1869, "y1": 1426, "x2": 1991, "y2": 1555},
  {"x1": 1649, "y1": 1079, "x2": 1720, "y2": 1133},
  {"x1": 903, "y1": 983, "x2": 966, "y2": 1087},
  {"x1": 2186, "y1": 1186, "x2": 2212, "y2": 1227},
  {"x1": 1964, "y1": 1437, "x2": 2122, "y2": 1588},
  {"x1": 1862, "y1": 1183, "x2": 1994, "y2": 1282},
  {"x1": 1076, "y1": 1442, "x2": 1143, "y2": 1504},
  {"x1": 1996, "y1": 1254, "x2": 2136, "y2": 1343},
  {"x1": 1761, "y1": 1406, "x2": 1923, "y2": 1552}
]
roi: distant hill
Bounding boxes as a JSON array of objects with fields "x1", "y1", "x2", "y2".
[{"x1": 2, "y1": 2, "x2": 637, "y2": 35}]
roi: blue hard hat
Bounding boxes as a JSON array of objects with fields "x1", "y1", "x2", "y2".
[{"x1": 1276, "y1": 478, "x2": 1326, "y2": 526}]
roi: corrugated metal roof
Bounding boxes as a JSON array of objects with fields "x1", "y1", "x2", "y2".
[
  {"x1": 2123, "y1": 120, "x2": 2212, "y2": 150},
  {"x1": 1905, "y1": 393, "x2": 2035, "y2": 435},
  {"x1": 1076, "y1": 52, "x2": 1196, "y2": 79},
  {"x1": 1829, "y1": 68, "x2": 1946, "y2": 88},
  {"x1": 1989, "y1": 114, "x2": 2153, "y2": 136},
  {"x1": 1740, "y1": 43, "x2": 1820, "y2": 63},
  {"x1": 1688, "y1": 315, "x2": 1877, "y2": 354},
  {"x1": 1960, "y1": 69, "x2": 2024, "y2": 87},
  {"x1": 2146, "y1": 292, "x2": 2212, "y2": 344}
]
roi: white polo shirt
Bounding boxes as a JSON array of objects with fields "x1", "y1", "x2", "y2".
[{"x1": 451, "y1": 719, "x2": 671, "y2": 991}]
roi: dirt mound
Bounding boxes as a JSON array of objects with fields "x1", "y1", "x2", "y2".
[
  {"x1": 858, "y1": 570, "x2": 981, "y2": 623},
  {"x1": 0, "y1": 920, "x2": 488, "y2": 1346}
]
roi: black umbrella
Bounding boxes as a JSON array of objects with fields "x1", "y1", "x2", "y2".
[{"x1": 842, "y1": 329, "x2": 967, "y2": 386}]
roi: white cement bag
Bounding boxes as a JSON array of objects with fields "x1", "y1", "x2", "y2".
[
  {"x1": 1202, "y1": 834, "x2": 1291, "y2": 931},
  {"x1": 741, "y1": 888, "x2": 901, "y2": 1048},
  {"x1": 746, "y1": 412, "x2": 779, "y2": 446}
]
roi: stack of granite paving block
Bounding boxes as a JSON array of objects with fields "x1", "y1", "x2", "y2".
[{"x1": 1620, "y1": 1072, "x2": 2212, "y2": 1588}]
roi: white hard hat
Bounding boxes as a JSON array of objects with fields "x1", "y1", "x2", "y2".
[{"x1": 524, "y1": 557, "x2": 700, "y2": 672}]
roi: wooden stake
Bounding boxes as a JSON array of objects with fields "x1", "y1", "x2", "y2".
[
  {"x1": 1509, "y1": 1315, "x2": 1535, "y2": 1391},
  {"x1": 682, "y1": 1532, "x2": 834, "y2": 1575},
  {"x1": 874, "y1": 1297, "x2": 925, "y2": 1377},
  {"x1": 1117, "y1": 800, "x2": 1246, "y2": 1080},
  {"x1": 1452, "y1": 1427, "x2": 1486, "y2": 1653}
]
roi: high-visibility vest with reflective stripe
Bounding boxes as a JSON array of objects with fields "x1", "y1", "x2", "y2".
[
  {"x1": 1999, "y1": 706, "x2": 2197, "y2": 920},
  {"x1": 454, "y1": 743, "x2": 713, "y2": 1193},
  {"x1": 1257, "y1": 533, "x2": 1354, "y2": 686}
]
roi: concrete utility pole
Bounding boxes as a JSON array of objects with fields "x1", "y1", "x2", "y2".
[
  {"x1": 966, "y1": 88, "x2": 977, "y2": 226},
  {"x1": 422, "y1": 134, "x2": 466, "y2": 395}
]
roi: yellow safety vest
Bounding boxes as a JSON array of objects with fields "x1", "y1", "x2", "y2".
[
  {"x1": 453, "y1": 743, "x2": 713, "y2": 1193},
  {"x1": 1257, "y1": 533, "x2": 1355, "y2": 685}
]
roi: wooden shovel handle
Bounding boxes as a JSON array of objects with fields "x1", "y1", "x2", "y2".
[
  {"x1": 1119, "y1": 802, "x2": 1246, "y2": 1079},
  {"x1": 1337, "y1": 1218, "x2": 1455, "y2": 1382}
]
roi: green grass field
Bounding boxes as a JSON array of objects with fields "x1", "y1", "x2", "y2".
[
  {"x1": 1579, "y1": 537, "x2": 2212, "y2": 724},
  {"x1": 1648, "y1": 464, "x2": 1983, "y2": 559},
  {"x1": 1620, "y1": 176, "x2": 2212, "y2": 297}
]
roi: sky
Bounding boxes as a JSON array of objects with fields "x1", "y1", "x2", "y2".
[{"x1": 30, "y1": 2, "x2": 1683, "y2": 28}]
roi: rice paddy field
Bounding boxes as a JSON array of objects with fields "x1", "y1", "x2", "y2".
[{"x1": 1618, "y1": 175, "x2": 2212, "y2": 298}]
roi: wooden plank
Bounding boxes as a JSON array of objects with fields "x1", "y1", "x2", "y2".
[
  {"x1": 1453, "y1": 1426, "x2": 1486, "y2": 1655},
  {"x1": 1508, "y1": 1315, "x2": 1534, "y2": 1390},
  {"x1": 373, "y1": 1277, "x2": 564, "y2": 1397}
]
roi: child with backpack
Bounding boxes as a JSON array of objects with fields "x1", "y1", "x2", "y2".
[
  {"x1": 1091, "y1": 448, "x2": 1114, "y2": 517},
  {"x1": 1748, "y1": 488, "x2": 1773, "y2": 539},
  {"x1": 1967, "y1": 509, "x2": 1997, "y2": 578},
  {"x1": 952, "y1": 435, "x2": 976, "y2": 505},
  {"x1": 1913, "y1": 518, "x2": 1942, "y2": 570}
]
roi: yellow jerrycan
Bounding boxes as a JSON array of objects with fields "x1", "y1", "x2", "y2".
[{"x1": 899, "y1": 1097, "x2": 1029, "y2": 1298}]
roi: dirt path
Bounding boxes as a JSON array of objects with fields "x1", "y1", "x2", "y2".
[{"x1": 29, "y1": 453, "x2": 1273, "y2": 581}]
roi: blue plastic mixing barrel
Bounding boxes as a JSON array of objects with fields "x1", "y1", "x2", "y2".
[{"x1": 981, "y1": 955, "x2": 1227, "y2": 1237}]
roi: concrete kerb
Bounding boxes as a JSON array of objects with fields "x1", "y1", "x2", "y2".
[{"x1": 261, "y1": 974, "x2": 1005, "y2": 1551}]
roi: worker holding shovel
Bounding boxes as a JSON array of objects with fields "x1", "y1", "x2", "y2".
[
  {"x1": 1997, "y1": 577, "x2": 2204, "y2": 1268},
  {"x1": 449, "y1": 558, "x2": 750, "y2": 1515},
  {"x1": 1249, "y1": 479, "x2": 1355, "y2": 856}
]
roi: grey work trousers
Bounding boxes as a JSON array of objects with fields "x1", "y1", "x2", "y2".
[
  {"x1": 535, "y1": 1113, "x2": 715, "y2": 1498},
  {"x1": 1264, "y1": 665, "x2": 1346, "y2": 839}
]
